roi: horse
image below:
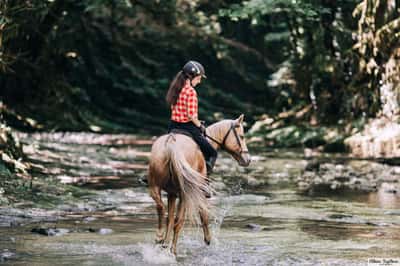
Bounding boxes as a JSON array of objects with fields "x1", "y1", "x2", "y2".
[{"x1": 147, "y1": 114, "x2": 251, "y2": 255}]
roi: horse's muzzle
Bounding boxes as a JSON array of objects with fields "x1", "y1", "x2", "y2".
[{"x1": 238, "y1": 154, "x2": 251, "y2": 166}]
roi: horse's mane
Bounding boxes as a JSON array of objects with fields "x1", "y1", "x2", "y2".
[{"x1": 207, "y1": 119, "x2": 236, "y2": 142}]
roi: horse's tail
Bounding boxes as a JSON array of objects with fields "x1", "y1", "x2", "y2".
[{"x1": 166, "y1": 141, "x2": 212, "y2": 223}]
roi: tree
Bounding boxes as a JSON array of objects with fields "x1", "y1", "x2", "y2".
[{"x1": 353, "y1": 0, "x2": 400, "y2": 121}]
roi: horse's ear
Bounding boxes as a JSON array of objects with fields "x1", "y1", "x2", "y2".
[{"x1": 237, "y1": 114, "x2": 244, "y2": 124}]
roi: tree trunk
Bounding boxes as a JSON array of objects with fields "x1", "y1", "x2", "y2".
[{"x1": 380, "y1": 49, "x2": 400, "y2": 121}]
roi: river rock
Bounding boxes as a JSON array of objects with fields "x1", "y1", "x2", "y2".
[
  {"x1": 83, "y1": 216, "x2": 97, "y2": 223},
  {"x1": 328, "y1": 214, "x2": 353, "y2": 219},
  {"x1": 31, "y1": 227, "x2": 70, "y2": 236},
  {"x1": 393, "y1": 167, "x2": 400, "y2": 174},
  {"x1": 242, "y1": 175, "x2": 264, "y2": 186},
  {"x1": 96, "y1": 228, "x2": 113, "y2": 235},
  {"x1": 297, "y1": 160, "x2": 399, "y2": 194},
  {"x1": 305, "y1": 160, "x2": 321, "y2": 171},
  {"x1": 381, "y1": 182, "x2": 398, "y2": 194},
  {"x1": 344, "y1": 118, "x2": 400, "y2": 158},
  {"x1": 0, "y1": 250, "x2": 15, "y2": 262},
  {"x1": 384, "y1": 210, "x2": 400, "y2": 216},
  {"x1": 246, "y1": 223, "x2": 262, "y2": 231}
]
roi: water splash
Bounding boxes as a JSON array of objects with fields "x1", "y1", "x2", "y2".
[
  {"x1": 139, "y1": 243, "x2": 177, "y2": 265},
  {"x1": 210, "y1": 202, "x2": 232, "y2": 244}
]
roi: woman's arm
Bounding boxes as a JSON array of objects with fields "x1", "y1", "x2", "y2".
[
  {"x1": 189, "y1": 115, "x2": 202, "y2": 127},
  {"x1": 187, "y1": 90, "x2": 201, "y2": 128}
]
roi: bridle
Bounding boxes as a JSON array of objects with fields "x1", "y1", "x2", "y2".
[{"x1": 205, "y1": 122, "x2": 249, "y2": 158}]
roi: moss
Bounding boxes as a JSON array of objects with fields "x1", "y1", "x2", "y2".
[
  {"x1": 0, "y1": 161, "x2": 12, "y2": 178},
  {"x1": 257, "y1": 124, "x2": 326, "y2": 148},
  {"x1": 1, "y1": 174, "x2": 94, "y2": 209}
]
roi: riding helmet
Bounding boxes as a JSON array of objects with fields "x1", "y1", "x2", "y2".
[{"x1": 182, "y1": 61, "x2": 207, "y2": 79}]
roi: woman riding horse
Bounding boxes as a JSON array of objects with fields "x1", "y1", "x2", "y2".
[
  {"x1": 166, "y1": 61, "x2": 217, "y2": 174},
  {"x1": 148, "y1": 61, "x2": 251, "y2": 256}
]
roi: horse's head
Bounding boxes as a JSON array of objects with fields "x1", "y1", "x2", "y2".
[{"x1": 219, "y1": 114, "x2": 251, "y2": 167}]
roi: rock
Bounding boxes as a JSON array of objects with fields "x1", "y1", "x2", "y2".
[
  {"x1": 384, "y1": 210, "x2": 400, "y2": 216},
  {"x1": 382, "y1": 183, "x2": 398, "y2": 194},
  {"x1": 334, "y1": 176, "x2": 350, "y2": 182},
  {"x1": 393, "y1": 167, "x2": 400, "y2": 175},
  {"x1": 245, "y1": 223, "x2": 262, "y2": 231},
  {"x1": 328, "y1": 214, "x2": 353, "y2": 219},
  {"x1": 98, "y1": 228, "x2": 113, "y2": 235},
  {"x1": 366, "y1": 221, "x2": 390, "y2": 227},
  {"x1": 31, "y1": 227, "x2": 70, "y2": 236},
  {"x1": 344, "y1": 118, "x2": 400, "y2": 158},
  {"x1": 243, "y1": 175, "x2": 264, "y2": 186},
  {"x1": 297, "y1": 160, "x2": 399, "y2": 193},
  {"x1": 0, "y1": 250, "x2": 15, "y2": 262},
  {"x1": 305, "y1": 160, "x2": 320, "y2": 171},
  {"x1": 139, "y1": 176, "x2": 148, "y2": 185},
  {"x1": 212, "y1": 181, "x2": 226, "y2": 191},
  {"x1": 88, "y1": 228, "x2": 113, "y2": 234},
  {"x1": 297, "y1": 181, "x2": 309, "y2": 191},
  {"x1": 83, "y1": 216, "x2": 97, "y2": 223},
  {"x1": 384, "y1": 188, "x2": 397, "y2": 194}
]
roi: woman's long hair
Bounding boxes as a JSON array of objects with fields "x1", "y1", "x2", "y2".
[{"x1": 166, "y1": 71, "x2": 187, "y2": 106}]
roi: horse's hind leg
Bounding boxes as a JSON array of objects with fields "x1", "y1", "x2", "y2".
[
  {"x1": 199, "y1": 209, "x2": 211, "y2": 245},
  {"x1": 171, "y1": 197, "x2": 186, "y2": 256},
  {"x1": 162, "y1": 194, "x2": 176, "y2": 247},
  {"x1": 150, "y1": 186, "x2": 165, "y2": 243}
]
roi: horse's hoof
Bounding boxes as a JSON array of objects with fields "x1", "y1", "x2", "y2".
[
  {"x1": 171, "y1": 249, "x2": 177, "y2": 256},
  {"x1": 204, "y1": 239, "x2": 211, "y2": 245}
]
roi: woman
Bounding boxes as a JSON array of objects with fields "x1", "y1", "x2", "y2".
[{"x1": 166, "y1": 60, "x2": 217, "y2": 174}]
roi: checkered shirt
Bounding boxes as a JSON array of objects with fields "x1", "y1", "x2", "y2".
[{"x1": 171, "y1": 83, "x2": 198, "y2": 123}]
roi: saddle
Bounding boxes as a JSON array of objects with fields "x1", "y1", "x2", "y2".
[{"x1": 169, "y1": 129, "x2": 194, "y2": 139}]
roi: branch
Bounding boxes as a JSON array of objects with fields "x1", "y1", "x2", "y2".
[{"x1": 218, "y1": 36, "x2": 276, "y2": 70}]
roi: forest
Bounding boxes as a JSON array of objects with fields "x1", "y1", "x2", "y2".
[{"x1": 1, "y1": 0, "x2": 398, "y2": 129}]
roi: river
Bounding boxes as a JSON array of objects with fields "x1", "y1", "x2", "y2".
[{"x1": 0, "y1": 132, "x2": 399, "y2": 265}]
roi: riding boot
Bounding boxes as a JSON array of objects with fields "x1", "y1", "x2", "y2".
[
  {"x1": 202, "y1": 156, "x2": 216, "y2": 198},
  {"x1": 206, "y1": 156, "x2": 217, "y2": 174}
]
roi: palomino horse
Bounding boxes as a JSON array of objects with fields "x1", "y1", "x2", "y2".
[{"x1": 148, "y1": 114, "x2": 251, "y2": 255}]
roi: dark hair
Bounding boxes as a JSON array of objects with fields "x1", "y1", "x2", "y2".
[{"x1": 166, "y1": 70, "x2": 187, "y2": 106}]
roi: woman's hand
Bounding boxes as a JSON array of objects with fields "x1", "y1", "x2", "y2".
[
  {"x1": 199, "y1": 124, "x2": 206, "y2": 135},
  {"x1": 189, "y1": 115, "x2": 206, "y2": 134}
]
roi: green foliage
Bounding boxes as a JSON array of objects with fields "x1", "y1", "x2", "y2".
[
  {"x1": 221, "y1": 0, "x2": 365, "y2": 123},
  {"x1": 0, "y1": 0, "x2": 398, "y2": 135},
  {"x1": 220, "y1": 0, "x2": 320, "y2": 21},
  {"x1": 1, "y1": 0, "x2": 265, "y2": 132}
]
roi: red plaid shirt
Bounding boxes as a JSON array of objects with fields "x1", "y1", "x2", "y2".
[{"x1": 171, "y1": 82, "x2": 198, "y2": 123}]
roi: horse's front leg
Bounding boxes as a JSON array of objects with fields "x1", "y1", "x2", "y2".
[
  {"x1": 171, "y1": 197, "x2": 185, "y2": 256},
  {"x1": 150, "y1": 186, "x2": 165, "y2": 243},
  {"x1": 199, "y1": 208, "x2": 211, "y2": 245},
  {"x1": 162, "y1": 194, "x2": 176, "y2": 247}
]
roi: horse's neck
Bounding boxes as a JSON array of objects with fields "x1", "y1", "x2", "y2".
[{"x1": 206, "y1": 121, "x2": 230, "y2": 150}]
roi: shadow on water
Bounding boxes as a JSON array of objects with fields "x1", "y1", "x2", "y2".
[{"x1": 1, "y1": 133, "x2": 400, "y2": 265}]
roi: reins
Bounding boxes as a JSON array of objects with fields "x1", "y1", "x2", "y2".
[{"x1": 205, "y1": 122, "x2": 249, "y2": 157}]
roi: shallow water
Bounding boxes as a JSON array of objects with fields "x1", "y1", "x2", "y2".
[{"x1": 1, "y1": 133, "x2": 400, "y2": 265}]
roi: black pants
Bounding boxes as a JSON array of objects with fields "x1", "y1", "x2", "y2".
[{"x1": 168, "y1": 121, "x2": 217, "y2": 161}]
